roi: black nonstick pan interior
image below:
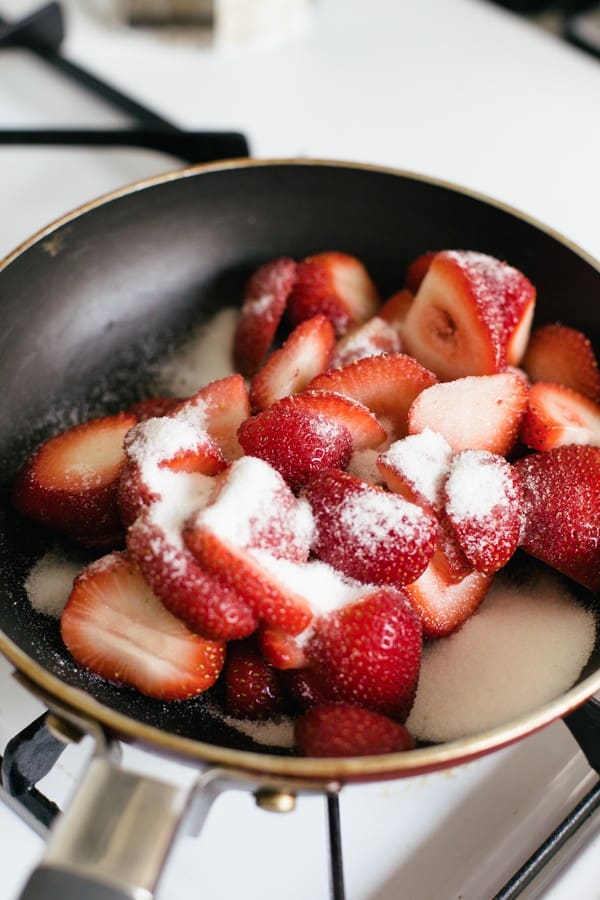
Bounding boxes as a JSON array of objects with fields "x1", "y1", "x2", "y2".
[{"x1": 0, "y1": 159, "x2": 599, "y2": 779}]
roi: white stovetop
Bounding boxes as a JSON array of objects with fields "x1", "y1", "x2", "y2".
[{"x1": 0, "y1": 1, "x2": 599, "y2": 898}]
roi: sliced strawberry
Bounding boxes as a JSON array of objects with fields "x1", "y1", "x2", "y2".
[
  {"x1": 184, "y1": 457, "x2": 315, "y2": 634},
  {"x1": 402, "y1": 250, "x2": 536, "y2": 380},
  {"x1": 60, "y1": 551, "x2": 225, "y2": 699},
  {"x1": 376, "y1": 428, "x2": 453, "y2": 512},
  {"x1": 233, "y1": 257, "x2": 297, "y2": 378},
  {"x1": 128, "y1": 396, "x2": 183, "y2": 421},
  {"x1": 287, "y1": 252, "x2": 380, "y2": 336},
  {"x1": 128, "y1": 514, "x2": 258, "y2": 641},
  {"x1": 173, "y1": 374, "x2": 251, "y2": 460},
  {"x1": 12, "y1": 412, "x2": 137, "y2": 545},
  {"x1": 305, "y1": 588, "x2": 422, "y2": 721},
  {"x1": 307, "y1": 354, "x2": 437, "y2": 440},
  {"x1": 302, "y1": 469, "x2": 438, "y2": 589},
  {"x1": 238, "y1": 391, "x2": 385, "y2": 489},
  {"x1": 184, "y1": 525, "x2": 314, "y2": 635},
  {"x1": 118, "y1": 413, "x2": 226, "y2": 528},
  {"x1": 522, "y1": 324, "x2": 600, "y2": 403},
  {"x1": 520, "y1": 382, "x2": 600, "y2": 451},
  {"x1": 402, "y1": 547, "x2": 492, "y2": 638},
  {"x1": 408, "y1": 372, "x2": 528, "y2": 455},
  {"x1": 259, "y1": 625, "x2": 307, "y2": 670},
  {"x1": 331, "y1": 316, "x2": 402, "y2": 368},
  {"x1": 249, "y1": 315, "x2": 335, "y2": 412},
  {"x1": 295, "y1": 703, "x2": 415, "y2": 757},
  {"x1": 443, "y1": 450, "x2": 522, "y2": 573},
  {"x1": 436, "y1": 514, "x2": 473, "y2": 583},
  {"x1": 515, "y1": 444, "x2": 600, "y2": 591},
  {"x1": 223, "y1": 639, "x2": 286, "y2": 720}
]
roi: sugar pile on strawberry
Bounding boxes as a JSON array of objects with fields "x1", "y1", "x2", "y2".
[{"x1": 14, "y1": 246, "x2": 600, "y2": 759}]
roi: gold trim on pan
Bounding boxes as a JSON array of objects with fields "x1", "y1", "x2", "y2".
[{"x1": 1, "y1": 158, "x2": 599, "y2": 783}]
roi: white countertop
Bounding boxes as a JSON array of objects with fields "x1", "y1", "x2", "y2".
[{"x1": 0, "y1": 1, "x2": 600, "y2": 898}]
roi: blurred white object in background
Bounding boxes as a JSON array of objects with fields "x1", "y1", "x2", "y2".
[{"x1": 83, "y1": 0, "x2": 313, "y2": 46}]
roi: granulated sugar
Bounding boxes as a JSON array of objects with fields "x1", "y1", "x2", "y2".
[
  {"x1": 378, "y1": 428, "x2": 452, "y2": 508},
  {"x1": 445, "y1": 449, "x2": 515, "y2": 523},
  {"x1": 157, "y1": 307, "x2": 238, "y2": 396},
  {"x1": 209, "y1": 704, "x2": 296, "y2": 748},
  {"x1": 24, "y1": 551, "x2": 83, "y2": 618},
  {"x1": 406, "y1": 569, "x2": 596, "y2": 743}
]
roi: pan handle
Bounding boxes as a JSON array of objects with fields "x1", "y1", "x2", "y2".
[{"x1": 17, "y1": 753, "x2": 223, "y2": 900}]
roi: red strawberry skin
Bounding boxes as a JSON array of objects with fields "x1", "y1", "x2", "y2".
[
  {"x1": 12, "y1": 412, "x2": 136, "y2": 545},
  {"x1": 295, "y1": 703, "x2": 416, "y2": 757},
  {"x1": 515, "y1": 445, "x2": 600, "y2": 591},
  {"x1": 237, "y1": 401, "x2": 354, "y2": 490},
  {"x1": 61, "y1": 552, "x2": 225, "y2": 699},
  {"x1": 443, "y1": 450, "x2": 522, "y2": 574},
  {"x1": 522, "y1": 324, "x2": 600, "y2": 403},
  {"x1": 287, "y1": 252, "x2": 380, "y2": 336},
  {"x1": 305, "y1": 588, "x2": 423, "y2": 721},
  {"x1": 127, "y1": 513, "x2": 258, "y2": 641},
  {"x1": 233, "y1": 257, "x2": 297, "y2": 378},
  {"x1": 223, "y1": 640, "x2": 285, "y2": 719},
  {"x1": 303, "y1": 469, "x2": 438, "y2": 589}
]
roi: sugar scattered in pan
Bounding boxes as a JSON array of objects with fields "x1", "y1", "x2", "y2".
[
  {"x1": 156, "y1": 307, "x2": 239, "y2": 396},
  {"x1": 24, "y1": 550, "x2": 82, "y2": 618},
  {"x1": 207, "y1": 705, "x2": 296, "y2": 749},
  {"x1": 406, "y1": 568, "x2": 596, "y2": 744}
]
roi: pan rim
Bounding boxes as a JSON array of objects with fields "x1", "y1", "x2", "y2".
[{"x1": 1, "y1": 156, "x2": 599, "y2": 781}]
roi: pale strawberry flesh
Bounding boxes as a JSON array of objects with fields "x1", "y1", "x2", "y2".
[
  {"x1": 520, "y1": 382, "x2": 600, "y2": 451},
  {"x1": 60, "y1": 552, "x2": 225, "y2": 699}
]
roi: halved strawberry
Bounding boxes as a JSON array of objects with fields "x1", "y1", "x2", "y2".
[
  {"x1": 402, "y1": 250, "x2": 536, "y2": 380},
  {"x1": 376, "y1": 428, "x2": 453, "y2": 512},
  {"x1": 402, "y1": 547, "x2": 492, "y2": 638},
  {"x1": 282, "y1": 667, "x2": 329, "y2": 710},
  {"x1": 443, "y1": 450, "x2": 522, "y2": 573},
  {"x1": 249, "y1": 315, "x2": 336, "y2": 412},
  {"x1": 302, "y1": 469, "x2": 438, "y2": 589},
  {"x1": 520, "y1": 382, "x2": 600, "y2": 451},
  {"x1": 522, "y1": 323, "x2": 600, "y2": 403},
  {"x1": 307, "y1": 354, "x2": 437, "y2": 440},
  {"x1": 238, "y1": 391, "x2": 385, "y2": 489},
  {"x1": 295, "y1": 703, "x2": 415, "y2": 757},
  {"x1": 331, "y1": 316, "x2": 402, "y2": 368},
  {"x1": 223, "y1": 639, "x2": 286, "y2": 720},
  {"x1": 408, "y1": 372, "x2": 528, "y2": 455},
  {"x1": 287, "y1": 252, "x2": 380, "y2": 336},
  {"x1": 233, "y1": 257, "x2": 297, "y2": 378},
  {"x1": 60, "y1": 551, "x2": 225, "y2": 699},
  {"x1": 515, "y1": 444, "x2": 600, "y2": 591},
  {"x1": 173, "y1": 374, "x2": 251, "y2": 460},
  {"x1": 305, "y1": 588, "x2": 423, "y2": 721},
  {"x1": 12, "y1": 412, "x2": 137, "y2": 545}
]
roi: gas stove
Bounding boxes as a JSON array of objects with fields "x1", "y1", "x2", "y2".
[{"x1": 1, "y1": 2, "x2": 600, "y2": 898}]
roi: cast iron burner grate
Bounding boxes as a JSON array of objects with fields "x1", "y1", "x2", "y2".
[
  {"x1": 0, "y1": 2, "x2": 249, "y2": 163},
  {"x1": 1, "y1": 699, "x2": 599, "y2": 900}
]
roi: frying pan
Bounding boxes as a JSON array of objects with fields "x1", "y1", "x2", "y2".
[{"x1": 0, "y1": 159, "x2": 599, "y2": 899}]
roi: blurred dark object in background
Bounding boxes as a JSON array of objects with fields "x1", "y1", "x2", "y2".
[{"x1": 489, "y1": 0, "x2": 600, "y2": 59}]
